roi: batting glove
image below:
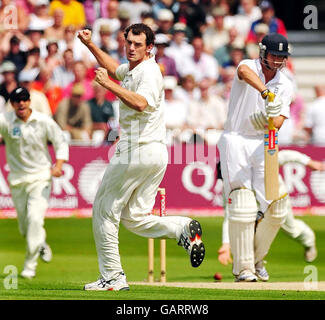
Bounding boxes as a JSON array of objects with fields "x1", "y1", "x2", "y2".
[
  {"x1": 265, "y1": 94, "x2": 283, "y2": 118},
  {"x1": 250, "y1": 111, "x2": 268, "y2": 130}
]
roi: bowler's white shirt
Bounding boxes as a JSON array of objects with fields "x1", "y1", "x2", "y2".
[
  {"x1": 115, "y1": 55, "x2": 166, "y2": 145},
  {"x1": 224, "y1": 59, "x2": 293, "y2": 136},
  {"x1": 0, "y1": 110, "x2": 69, "y2": 185}
]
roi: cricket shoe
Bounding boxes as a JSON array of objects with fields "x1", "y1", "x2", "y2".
[
  {"x1": 84, "y1": 272, "x2": 130, "y2": 291},
  {"x1": 39, "y1": 243, "x2": 52, "y2": 263},
  {"x1": 255, "y1": 261, "x2": 269, "y2": 282},
  {"x1": 21, "y1": 268, "x2": 36, "y2": 279},
  {"x1": 305, "y1": 245, "x2": 317, "y2": 263},
  {"x1": 178, "y1": 220, "x2": 205, "y2": 268},
  {"x1": 235, "y1": 270, "x2": 257, "y2": 282}
]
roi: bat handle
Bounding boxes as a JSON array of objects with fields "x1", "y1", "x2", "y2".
[
  {"x1": 266, "y1": 91, "x2": 276, "y2": 129},
  {"x1": 268, "y1": 117, "x2": 275, "y2": 130},
  {"x1": 267, "y1": 91, "x2": 275, "y2": 102}
]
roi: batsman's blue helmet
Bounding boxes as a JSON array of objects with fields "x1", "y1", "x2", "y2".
[{"x1": 259, "y1": 33, "x2": 290, "y2": 57}]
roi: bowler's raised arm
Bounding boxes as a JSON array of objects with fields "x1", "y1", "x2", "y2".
[{"x1": 78, "y1": 29, "x2": 119, "y2": 79}]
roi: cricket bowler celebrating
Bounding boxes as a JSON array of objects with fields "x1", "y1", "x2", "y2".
[
  {"x1": 217, "y1": 33, "x2": 294, "y2": 282},
  {"x1": 78, "y1": 23, "x2": 205, "y2": 291},
  {"x1": 0, "y1": 87, "x2": 69, "y2": 279}
]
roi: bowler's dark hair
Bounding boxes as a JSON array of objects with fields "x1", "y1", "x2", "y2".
[{"x1": 124, "y1": 23, "x2": 155, "y2": 46}]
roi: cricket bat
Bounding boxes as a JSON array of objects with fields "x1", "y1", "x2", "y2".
[{"x1": 264, "y1": 92, "x2": 279, "y2": 200}]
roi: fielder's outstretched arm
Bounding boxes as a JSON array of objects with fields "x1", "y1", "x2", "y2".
[{"x1": 278, "y1": 150, "x2": 325, "y2": 171}]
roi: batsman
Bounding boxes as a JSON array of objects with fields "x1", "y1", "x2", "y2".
[{"x1": 217, "y1": 33, "x2": 293, "y2": 282}]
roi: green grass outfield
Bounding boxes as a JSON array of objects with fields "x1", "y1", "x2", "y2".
[{"x1": 0, "y1": 216, "x2": 324, "y2": 300}]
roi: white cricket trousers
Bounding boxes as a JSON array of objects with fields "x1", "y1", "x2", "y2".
[
  {"x1": 282, "y1": 204, "x2": 315, "y2": 248},
  {"x1": 10, "y1": 179, "x2": 51, "y2": 272},
  {"x1": 218, "y1": 132, "x2": 272, "y2": 212},
  {"x1": 92, "y1": 142, "x2": 191, "y2": 281}
]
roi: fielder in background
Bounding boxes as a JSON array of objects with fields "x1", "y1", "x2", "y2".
[
  {"x1": 78, "y1": 23, "x2": 205, "y2": 291},
  {"x1": 218, "y1": 150, "x2": 325, "y2": 276},
  {"x1": 217, "y1": 33, "x2": 293, "y2": 282},
  {"x1": 0, "y1": 87, "x2": 69, "y2": 279}
]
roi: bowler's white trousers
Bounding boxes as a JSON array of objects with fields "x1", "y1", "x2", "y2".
[
  {"x1": 10, "y1": 179, "x2": 51, "y2": 272},
  {"x1": 92, "y1": 142, "x2": 190, "y2": 281}
]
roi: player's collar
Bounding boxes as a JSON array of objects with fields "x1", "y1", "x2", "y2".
[
  {"x1": 12, "y1": 109, "x2": 37, "y2": 123},
  {"x1": 127, "y1": 54, "x2": 156, "y2": 75},
  {"x1": 256, "y1": 58, "x2": 280, "y2": 85}
]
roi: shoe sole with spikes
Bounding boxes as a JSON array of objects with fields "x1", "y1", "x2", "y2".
[{"x1": 188, "y1": 220, "x2": 205, "y2": 268}]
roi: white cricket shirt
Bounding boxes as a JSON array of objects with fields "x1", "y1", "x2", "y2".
[
  {"x1": 115, "y1": 55, "x2": 166, "y2": 145},
  {"x1": 224, "y1": 59, "x2": 294, "y2": 136},
  {"x1": 0, "y1": 110, "x2": 69, "y2": 185}
]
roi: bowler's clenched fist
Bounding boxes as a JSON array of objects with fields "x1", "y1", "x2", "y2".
[
  {"x1": 95, "y1": 67, "x2": 109, "y2": 87},
  {"x1": 77, "y1": 29, "x2": 92, "y2": 45}
]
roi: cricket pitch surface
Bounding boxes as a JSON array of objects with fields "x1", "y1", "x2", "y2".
[{"x1": 130, "y1": 281, "x2": 325, "y2": 291}]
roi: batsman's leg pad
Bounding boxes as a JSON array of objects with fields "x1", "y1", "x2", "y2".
[
  {"x1": 267, "y1": 195, "x2": 289, "y2": 225},
  {"x1": 228, "y1": 189, "x2": 258, "y2": 275},
  {"x1": 255, "y1": 196, "x2": 289, "y2": 263}
]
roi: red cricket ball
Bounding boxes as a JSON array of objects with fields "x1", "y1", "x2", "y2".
[{"x1": 214, "y1": 272, "x2": 222, "y2": 281}]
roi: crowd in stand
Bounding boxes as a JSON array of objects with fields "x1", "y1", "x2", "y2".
[{"x1": 0, "y1": 0, "x2": 324, "y2": 146}]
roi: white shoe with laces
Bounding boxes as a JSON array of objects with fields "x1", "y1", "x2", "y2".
[
  {"x1": 235, "y1": 269, "x2": 258, "y2": 282},
  {"x1": 255, "y1": 261, "x2": 269, "y2": 282},
  {"x1": 84, "y1": 272, "x2": 130, "y2": 291},
  {"x1": 178, "y1": 220, "x2": 205, "y2": 268},
  {"x1": 39, "y1": 243, "x2": 52, "y2": 263}
]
